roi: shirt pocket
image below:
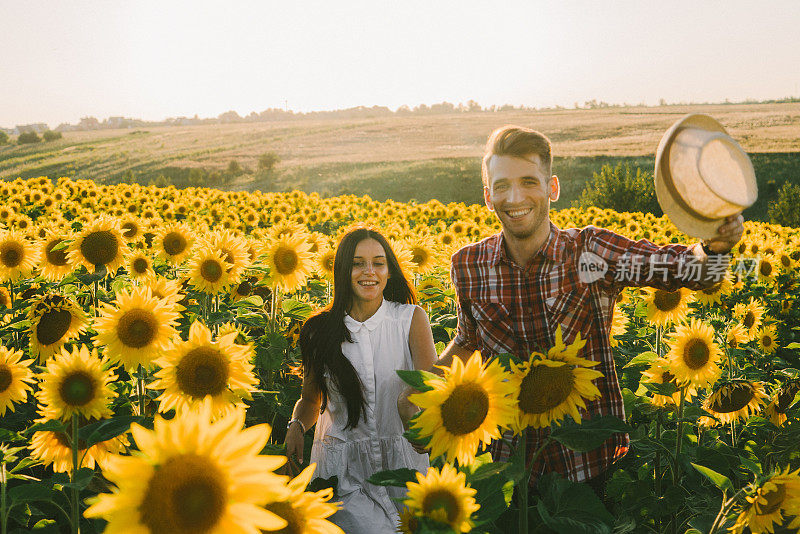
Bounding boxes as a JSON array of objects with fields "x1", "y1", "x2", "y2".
[
  {"x1": 470, "y1": 301, "x2": 517, "y2": 355},
  {"x1": 544, "y1": 288, "x2": 593, "y2": 347}
]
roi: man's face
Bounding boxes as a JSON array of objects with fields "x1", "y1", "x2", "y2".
[{"x1": 483, "y1": 154, "x2": 559, "y2": 240}]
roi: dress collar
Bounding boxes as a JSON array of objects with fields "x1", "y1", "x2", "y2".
[
  {"x1": 491, "y1": 221, "x2": 564, "y2": 267},
  {"x1": 344, "y1": 298, "x2": 388, "y2": 332}
]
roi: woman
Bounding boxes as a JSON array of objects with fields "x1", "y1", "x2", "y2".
[{"x1": 284, "y1": 227, "x2": 437, "y2": 532}]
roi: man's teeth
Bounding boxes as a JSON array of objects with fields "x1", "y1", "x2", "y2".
[{"x1": 507, "y1": 208, "x2": 532, "y2": 218}]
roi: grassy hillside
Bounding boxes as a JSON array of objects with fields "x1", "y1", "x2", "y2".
[{"x1": 1, "y1": 102, "x2": 798, "y2": 220}]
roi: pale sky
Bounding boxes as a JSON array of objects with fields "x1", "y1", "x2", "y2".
[{"x1": 2, "y1": 0, "x2": 799, "y2": 128}]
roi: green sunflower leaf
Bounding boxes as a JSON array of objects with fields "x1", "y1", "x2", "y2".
[
  {"x1": 640, "y1": 381, "x2": 678, "y2": 397},
  {"x1": 690, "y1": 462, "x2": 733, "y2": 493},
  {"x1": 622, "y1": 351, "x2": 658, "y2": 368},
  {"x1": 78, "y1": 415, "x2": 143, "y2": 448},
  {"x1": 550, "y1": 416, "x2": 630, "y2": 452},
  {"x1": 24, "y1": 420, "x2": 67, "y2": 435},
  {"x1": 396, "y1": 369, "x2": 438, "y2": 392},
  {"x1": 366, "y1": 467, "x2": 418, "y2": 487}
]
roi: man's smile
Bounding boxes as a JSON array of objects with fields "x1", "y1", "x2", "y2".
[{"x1": 504, "y1": 207, "x2": 533, "y2": 219}]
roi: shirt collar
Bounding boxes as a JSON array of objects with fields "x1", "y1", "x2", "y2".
[
  {"x1": 344, "y1": 298, "x2": 387, "y2": 332},
  {"x1": 491, "y1": 221, "x2": 565, "y2": 267}
]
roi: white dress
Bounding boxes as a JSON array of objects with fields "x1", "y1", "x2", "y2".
[{"x1": 309, "y1": 299, "x2": 430, "y2": 533}]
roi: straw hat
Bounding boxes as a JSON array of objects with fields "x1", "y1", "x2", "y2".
[{"x1": 654, "y1": 114, "x2": 757, "y2": 239}]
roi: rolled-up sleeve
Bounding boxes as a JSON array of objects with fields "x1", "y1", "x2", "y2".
[
  {"x1": 584, "y1": 226, "x2": 717, "y2": 292},
  {"x1": 450, "y1": 252, "x2": 480, "y2": 351}
]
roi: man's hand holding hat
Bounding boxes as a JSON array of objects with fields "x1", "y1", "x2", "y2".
[{"x1": 702, "y1": 213, "x2": 744, "y2": 254}]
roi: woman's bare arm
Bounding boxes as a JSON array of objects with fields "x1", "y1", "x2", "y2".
[
  {"x1": 284, "y1": 367, "x2": 323, "y2": 464},
  {"x1": 398, "y1": 306, "x2": 438, "y2": 429}
]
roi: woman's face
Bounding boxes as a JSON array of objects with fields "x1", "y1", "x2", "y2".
[{"x1": 350, "y1": 238, "x2": 389, "y2": 304}]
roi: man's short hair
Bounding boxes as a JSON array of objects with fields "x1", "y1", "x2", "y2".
[{"x1": 481, "y1": 125, "x2": 553, "y2": 187}]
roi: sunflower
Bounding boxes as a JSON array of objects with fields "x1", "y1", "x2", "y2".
[
  {"x1": 694, "y1": 273, "x2": 733, "y2": 306},
  {"x1": 397, "y1": 506, "x2": 419, "y2": 534},
  {"x1": 756, "y1": 324, "x2": 779, "y2": 355},
  {"x1": 665, "y1": 318, "x2": 723, "y2": 388},
  {"x1": 0, "y1": 230, "x2": 40, "y2": 282},
  {"x1": 403, "y1": 464, "x2": 480, "y2": 533},
  {"x1": 203, "y1": 229, "x2": 252, "y2": 284},
  {"x1": 765, "y1": 380, "x2": 800, "y2": 426},
  {"x1": 68, "y1": 217, "x2": 128, "y2": 274},
  {"x1": 315, "y1": 247, "x2": 336, "y2": 282},
  {"x1": 261, "y1": 464, "x2": 343, "y2": 534},
  {"x1": 38, "y1": 230, "x2": 74, "y2": 282},
  {"x1": 703, "y1": 380, "x2": 768, "y2": 425},
  {"x1": 734, "y1": 298, "x2": 766, "y2": 341},
  {"x1": 266, "y1": 234, "x2": 314, "y2": 293},
  {"x1": 0, "y1": 287, "x2": 10, "y2": 309},
  {"x1": 408, "y1": 237, "x2": 437, "y2": 274},
  {"x1": 409, "y1": 351, "x2": 516, "y2": 465},
  {"x1": 187, "y1": 248, "x2": 233, "y2": 294},
  {"x1": 118, "y1": 215, "x2": 142, "y2": 242},
  {"x1": 155, "y1": 222, "x2": 195, "y2": 265},
  {"x1": 0, "y1": 346, "x2": 36, "y2": 416},
  {"x1": 126, "y1": 250, "x2": 156, "y2": 281},
  {"x1": 84, "y1": 399, "x2": 290, "y2": 533},
  {"x1": 510, "y1": 330, "x2": 603, "y2": 430},
  {"x1": 729, "y1": 466, "x2": 800, "y2": 534},
  {"x1": 609, "y1": 304, "x2": 629, "y2": 348},
  {"x1": 726, "y1": 323, "x2": 749, "y2": 350},
  {"x1": 756, "y1": 254, "x2": 778, "y2": 285},
  {"x1": 94, "y1": 285, "x2": 180, "y2": 371},
  {"x1": 229, "y1": 276, "x2": 259, "y2": 302},
  {"x1": 36, "y1": 345, "x2": 115, "y2": 422},
  {"x1": 28, "y1": 294, "x2": 88, "y2": 362},
  {"x1": 148, "y1": 276, "x2": 186, "y2": 312},
  {"x1": 150, "y1": 320, "x2": 258, "y2": 416},
  {"x1": 388, "y1": 238, "x2": 416, "y2": 278},
  {"x1": 642, "y1": 287, "x2": 693, "y2": 327},
  {"x1": 29, "y1": 416, "x2": 128, "y2": 472},
  {"x1": 640, "y1": 358, "x2": 697, "y2": 407}
]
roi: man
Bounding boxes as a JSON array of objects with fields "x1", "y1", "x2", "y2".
[{"x1": 434, "y1": 125, "x2": 744, "y2": 490}]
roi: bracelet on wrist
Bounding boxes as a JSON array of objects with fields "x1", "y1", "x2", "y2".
[
  {"x1": 701, "y1": 240, "x2": 731, "y2": 257},
  {"x1": 287, "y1": 418, "x2": 306, "y2": 434}
]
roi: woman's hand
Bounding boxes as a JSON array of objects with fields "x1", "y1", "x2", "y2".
[
  {"x1": 398, "y1": 387, "x2": 428, "y2": 455},
  {"x1": 284, "y1": 421, "x2": 305, "y2": 474},
  {"x1": 397, "y1": 386, "x2": 420, "y2": 431}
]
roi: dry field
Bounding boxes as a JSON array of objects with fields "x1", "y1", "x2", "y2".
[{"x1": 1, "y1": 103, "x2": 799, "y2": 183}]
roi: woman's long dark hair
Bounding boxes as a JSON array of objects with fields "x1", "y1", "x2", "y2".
[{"x1": 299, "y1": 228, "x2": 416, "y2": 429}]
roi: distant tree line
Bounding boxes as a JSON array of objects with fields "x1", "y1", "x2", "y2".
[
  {"x1": 0, "y1": 130, "x2": 62, "y2": 145},
  {"x1": 4, "y1": 95, "x2": 799, "y2": 136}
]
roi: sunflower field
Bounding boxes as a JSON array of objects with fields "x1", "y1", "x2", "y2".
[{"x1": 1, "y1": 175, "x2": 800, "y2": 533}]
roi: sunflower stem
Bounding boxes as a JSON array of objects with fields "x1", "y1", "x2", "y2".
[
  {"x1": 671, "y1": 387, "x2": 686, "y2": 534},
  {"x1": 270, "y1": 286, "x2": 281, "y2": 325},
  {"x1": 708, "y1": 487, "x2": 748, "y2": 534},
  {"x1": 674, "y1": 387, "x2": 685, "y2": 480},
  {"x1": 516, "y1": 433, "x2": 551, "y2": 534},
  {"x1": 518, "y1": 428, "x2": 530, "y2": 534},
  {"x1": 6, "y1": 281, "x2": 16, "y2": 349},
  {"x1": 655, "y1": 411, "x2": 662, "y2": 534},
  {"x1": 70, "y1": 413, "x2": 80, "y2": 534},
  {"x1": 92, "y1": 279, "x2": 99, "y2": 317},
  {"x1": 654, "y1": 325, "x2": 663, "y2": 534},
  {"x1": 137, "y1": 365, "x2": 147, "y2": 417},
  {"x1": 2, "y1": 461, "x2": 7, "y2": 534}
]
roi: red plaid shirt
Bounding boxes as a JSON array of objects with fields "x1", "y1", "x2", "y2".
[{"x1": 450, "y1": 221, "x2": 711, "y2": 485}]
